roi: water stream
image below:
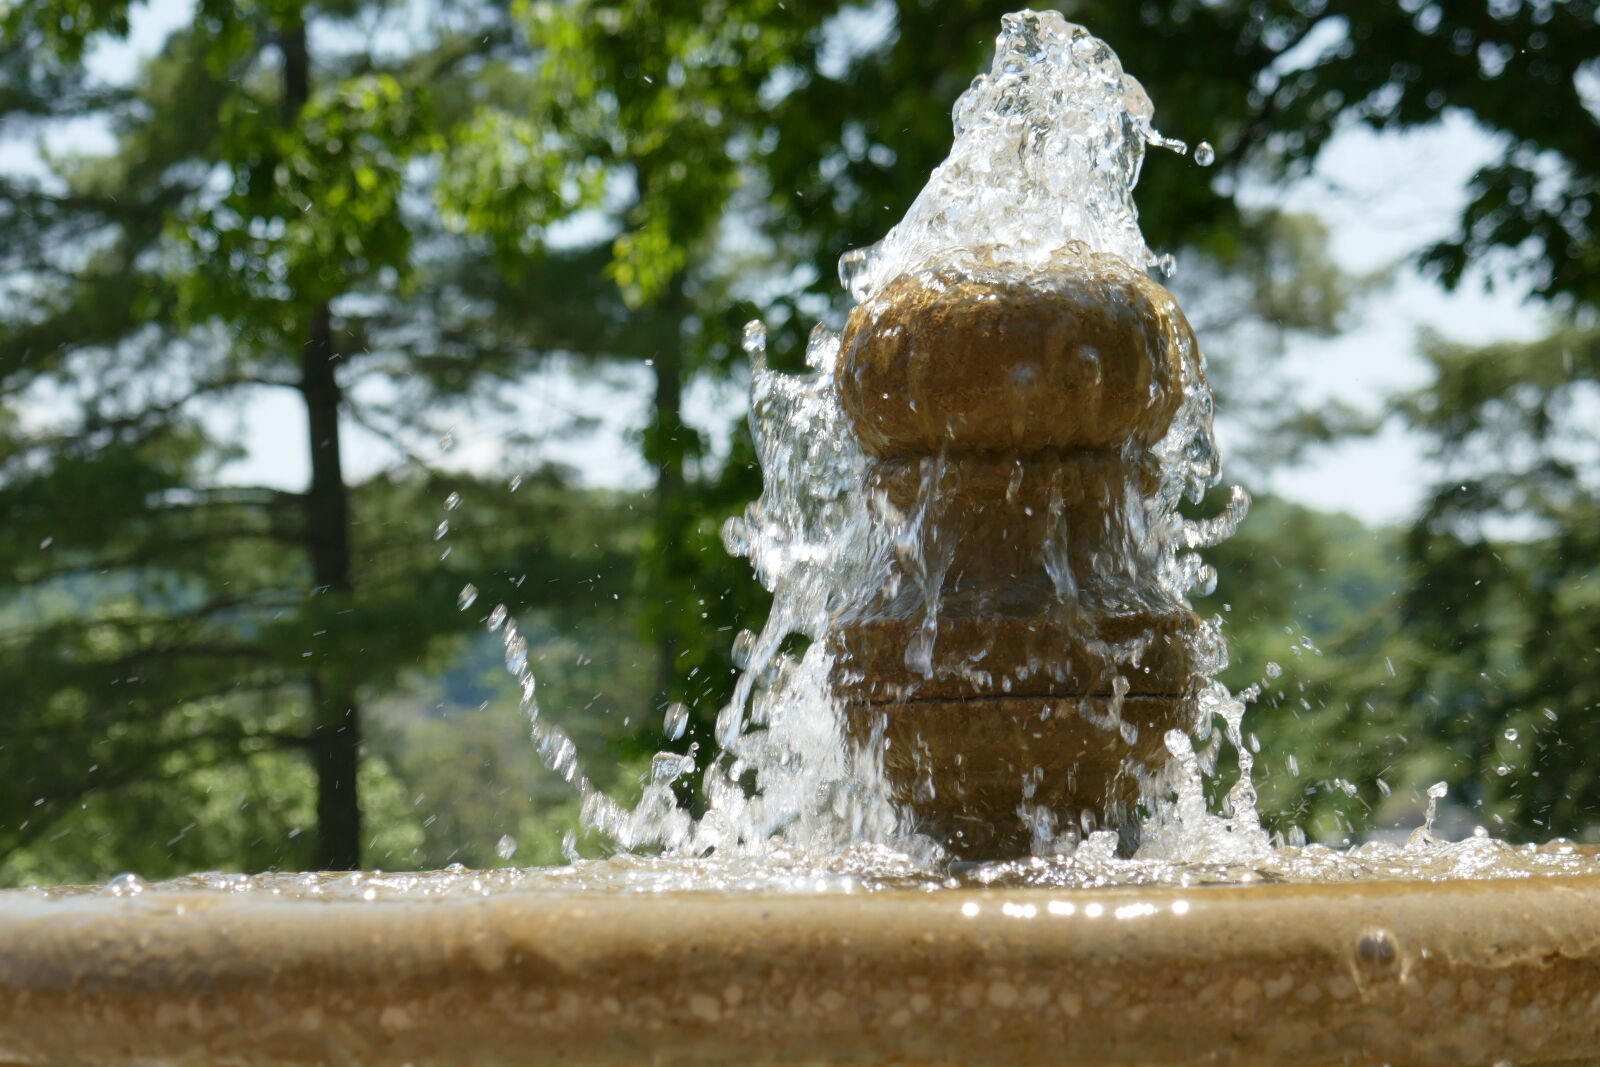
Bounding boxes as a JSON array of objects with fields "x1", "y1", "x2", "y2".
[{"x1": 608, "y1": 8, "x2": 1262, "y2": 869}]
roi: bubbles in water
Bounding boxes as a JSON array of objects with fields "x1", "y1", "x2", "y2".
[
  {"x1": 1194, "y1": 141, "x2": 1215, "y2": 166},
  {"x1": 495, "y1": 834, "x2": 518, "y2": 860},
  {"x1": 457, "y1": 584, "x2": 479, "y2": 611}
]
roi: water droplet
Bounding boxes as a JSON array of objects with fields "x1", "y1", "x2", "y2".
[
  {"x1": 504, "y1": 633, "x2": 528, "y2": 675},
  {"x1": 103, "y1": 872, "x2": 146, "y2": 898},
  {"x1": 1495, "y1": 763, "x2": 1512, "y2": 776},
  {"x1": 1356, "y1": 929, "x2": 1396, "y2": 965},
  {"x1": 508, "y1": 475, "x2": 523, "y2": 492},
  {"x1": 1503, "y1": 727, "x2": 1518, "y2": 741},
  {"x1": 439, "y1": 432, "x2": 455, "y2": 452},
  {"x1": 1194, "y1": 141, "x2": 1215, "y2": 166},
  {"x1": 1263, "y1": 661, "x2": 1282, "y2": 679},
  {"x1": 495, "y1": 834, "x2": 518, "y2": 860},
  {"x1": 1156, "y1": 252, "x2": 1176, "y2": 277},
  {"x1": 444, "y1": 491, "x2": 462, "y2": 510},
  {"x1": 1427, "y1": 781, "x2": 1449, "y2": 800},
  {"x1": 487, "y1": 604, "x2": 508, "y2": 632},
  {"x1": 730, "y1": 629, "x2": 757, "y2": 670},
  {"x1": 652, "y1": 752, "x2": 687, "y2": 785},
  {"x1": 433, "y1": 520, "x2": 449, "y2": 541},
  {"x1": 742, "y1": 320, "x2": 768, "y2": 359},
  {"x1": 457, "y1": 584, "x2": 479, "y2": 611},
  {"x1": 663, "y1": 702, "x2": 689, "y2": 740}
]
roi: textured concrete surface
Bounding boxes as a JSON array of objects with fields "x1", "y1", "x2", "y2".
[{"x1": 3, "y1": 876, "x2": 1600, "y2": 1065}]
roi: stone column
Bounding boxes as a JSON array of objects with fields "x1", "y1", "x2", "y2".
[{"x1": 830, "y1": 251, "x2": 1206, "y2": 859}]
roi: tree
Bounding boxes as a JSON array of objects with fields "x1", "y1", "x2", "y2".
[
  {"x1": 0, "y1": 0, "x2": 597, "y2": 875},
  {"x1": 1293, "y1": 325, "x2": 1600, "y2": 840},
  {"x1": 1255, "y1": 2, "x2": 1600, "y2": 840}
]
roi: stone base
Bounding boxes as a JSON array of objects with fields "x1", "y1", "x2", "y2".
[
  {"x1": 841, "y1": 695, "x2": 1181, "y2": 858},
  {"x1": 3, "y1": 876, "x2": 1600, "y2": 1065}
]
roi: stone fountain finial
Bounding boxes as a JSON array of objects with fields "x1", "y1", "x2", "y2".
[
  {"x1": 818, "y1": 11, "x2": 1214, "y2": 860},
  {"x1": 829, "y1": 248, "x2": 1207, "y2": 858}
]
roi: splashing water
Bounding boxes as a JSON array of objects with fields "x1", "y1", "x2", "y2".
[
  {"x1": 441, "y1": 11, "x2": 1551, "y2": 887},
  {"x1": 591, "y1": 9, "x2": 1267, "y2": 868},
  {"x1": 838, "y1": 10, "x2": 1183, "y2": 302}
]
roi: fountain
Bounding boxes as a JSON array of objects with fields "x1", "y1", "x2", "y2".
[{"x1": 4, "y1": 12, "x2": 1600, "y2": 1066}]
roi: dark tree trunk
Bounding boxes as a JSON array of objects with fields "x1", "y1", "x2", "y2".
[
  {"x1": 301, "y1": 304, "x2": 362, "y2": 871},
  {"x1": 283, "y1": 17, "x2": 362, "y2": 872},
  {"x1": 650, "y1": 297, "x2": 686, "y2": 711}
]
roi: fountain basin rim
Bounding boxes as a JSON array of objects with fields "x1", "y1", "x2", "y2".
[{"x1": 3, "y1": 873, "x2": 1600, "y2": 1066}]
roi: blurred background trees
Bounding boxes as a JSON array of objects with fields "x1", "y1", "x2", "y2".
[{"x1": 0, "y1": 0, "x2": 1594, "y2": 883}]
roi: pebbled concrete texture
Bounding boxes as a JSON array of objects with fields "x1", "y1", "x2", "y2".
[{"x1": 3, "y1": 876, "x2": 1600, "y2": 1065}]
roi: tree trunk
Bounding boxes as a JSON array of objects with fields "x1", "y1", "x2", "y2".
[
  {"x1": 650, "y1": 295, "x2": 686, "y2": 711},
  {"x1": 283, "y1": 16, "x2": 363, "y2": 872}
]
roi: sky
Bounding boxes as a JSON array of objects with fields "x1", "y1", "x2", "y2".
[
  {"x1": 1239, "y1": 114, "x2": 1546, "y2": 524},
  {"x1": 5, "y1": 0, "x2": 1556, "y2": 529}
]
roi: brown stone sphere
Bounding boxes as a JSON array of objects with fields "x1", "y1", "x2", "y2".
[{"x1": 836, "y1": 253, "x2": 1197, "y2": 458}]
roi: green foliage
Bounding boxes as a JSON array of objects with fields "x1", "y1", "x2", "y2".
[
  {"x1": 0, "y1": 0, "x2": 595, "y2": 879},
  {"x1": 1299, "y1": 326, "x2": 1600, "y2": 840}
]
